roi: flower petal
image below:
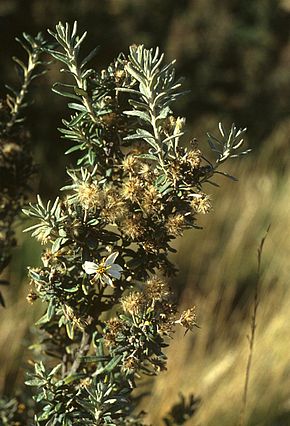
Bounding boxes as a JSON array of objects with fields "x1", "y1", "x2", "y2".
[
  {"x1": 83, "y1": 261, "x2": 98, "y2": 275},
  {"x1": 102, "y1": 274, "x2": 114, "y2": 287},
  {"x1": 105, "y1": 252, "x2": 119, "y2": 266},
  {"x1": 109, "y1": 264, "x2": 123, "y2": 279}
]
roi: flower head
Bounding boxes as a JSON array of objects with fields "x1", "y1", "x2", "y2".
[
  {"x1": 83, "y1": 252, "x2": 123, "y2": 287},
  {"x1": 175, "y1": 307, "x2": 198, "y2": 332}
]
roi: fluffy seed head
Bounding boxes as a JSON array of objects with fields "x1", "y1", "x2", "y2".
[
  {"x1": 165, "y1": 214, "x2": 186, "y2": 236},
  {"x1": 190, "y1": 194, "x2": 212, "y2": 214},
  {"x1": 122, "y1": 155, "x2": 139, "y2": 173},
  {"x1": 121, "y1": 215, "x2": 145, "y2": 240},
  {"x1": 121, "y1": 291, "x2": 146, "y2": 316},
  {"x1": 145, "y1": 276, "x2": 171, "y2": 302},
  {"x1": 176, "y1": 307, "x2": 198, "y2": 331},
  {"x1": 77, "y1": 182, "x2": 102, "y2": 211},
  {"x1": 187, "y1": 148, "x2": 202, "y2": 169},
  {"x1": 101, "y1": 187, "x2": 128, "y2": 223},
  {"x1": 141, "y1": 184, "x2": 161, "y2": 214},
  {"x1": 121, "y1": 177, "x2": 143, "y2": 201}
]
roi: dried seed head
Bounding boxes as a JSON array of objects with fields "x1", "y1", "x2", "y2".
[
  {"x1": 138, "y1": 162, "x2": 152, "y2": 178},
  {"x1": 121, "y1": 215, "x2": 145, "y2": 240},
  {"x1": 104, "y1": 318, "x2": 124, "y2": 347},
  {"x1": 142, "y1": 239, "x2": 159, "y2": 253},
  {"x1": 187, "y1": 148, "x2": 202, "y2": 169},
  {"x1": 145, "y1": 276, "x2": 171, "y2": 302},
  {"x1": 121, "y1": 177, "x2": 143, "y2": 201},
  {"x1": 2, "y1": 142, "x2": 22, "y2": 157},
  {"x1": 190, "y1": 194, "x2": 212, "y2": 214},
  {"x1": 101, "y1": 187, "x2": 128, "y2": 223},
  {"x1": 41, "y1": 249, "x2": 54, "y2": 267},
  {"x1": 122, "y1": 356, "x2": 139, "y2": 374},
  {"x1": 115, "y1": 68, "x2": 126, "y2": 83},
  {"x1": 176, "y1": 307, "x2": 198, "y2": 331},
  {"x1": 79, "y1": 377, "x2": 92, "y2": 388},
  {"x1": 174, "y1": 117, "x2": 186, "y2": 133},
  {"x1": 35, "y1": 230, "x2": 50, "y2": 245},
  {"x1": 168, "y1": 160, "x2": 183, "y2": 182},
  {"x1": 17, "y1": 403, "x2": 26, "y2": 413},
  {"x1": 121, "y1": 291, "x2": 146, "y2": 316},
  {"x1": 163, "y1": 115, "x2": 177, "y2": 134},
  {"x1": 77, "y1": 182, "x2": 102, "y2": 211},
  {"x1": 165, "y1": 214, "x2": 186, "y2": 236},
  {"x1": 122, "y1": 155, "x2": 139, "y2": 173},
  {"x1": 142, "y1": 184, "x2": 161, "y2": 214}
]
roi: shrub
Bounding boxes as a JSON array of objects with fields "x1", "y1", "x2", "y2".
[{"x1": 1, "y1": 22, "x2": 248, "y2": 425}]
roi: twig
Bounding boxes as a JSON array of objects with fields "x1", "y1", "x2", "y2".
[
  {"x1": 238, "y1": 225, "x2": 270, "y2": 426},
  {"x1": 69, "y1": 328, "x2": 91, "y2": 375}
]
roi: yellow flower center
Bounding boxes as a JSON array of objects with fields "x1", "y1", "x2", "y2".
[{"x1": 97, "y1": 263, "x2": 110, "y2": 275}]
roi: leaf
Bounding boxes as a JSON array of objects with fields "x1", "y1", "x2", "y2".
[
  {"x1": 126, "y1": 64, "x2": 146, "y2": 84},
  {"x1": 74, "y1": 87, "x2": 87, "y2": 97},
  {"x1": 137, "y1": 153, "x2": 158, "y2": 161},
  {"x1": 52, "y1": 237, "x2": 63, "y2": 253},
  {"x1": 36, "y1": 312, "x2": 49, "y2": 325},
  {"x1": 68, "y1": 102, "x2": 87, "y2": 112},
  {"x1": 124, "y1": 110, "x2": 151, "y2": 123},
  {"x1": 48, "y1": 363, "x2": 62, "y2": 377},
  {"x1": 66, "y1": 321, "x2": 75, "y2": 340},
  {"x1": 47, "y1": 298, "x2": 56, "y2": 321},
  {"x1": 25, "y1": 378, "x2": 47, "y2": 387},
  {"x1": 63, "y1": 373, "x2": 86, "y2": 385},
  {"x1": 93, "y1": 354, "x2": 123, "y2": 376},
  {"x1": 124, "y1": 129, "x2": 160, "y2": 152},
  {"x1": 81, "y1": 46, "x2": 98, "y2": 68},
  {"x1": 62, "y1": 285, "x2": 79, "y2": 293},
  {"x1": 65, "y1": 144, "x2": 84, "y2": 155},
  {"x1": 52, "y1": 85, "x2": 80, "y2": 100}
]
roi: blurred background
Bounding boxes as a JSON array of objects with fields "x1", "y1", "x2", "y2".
[{"x1": 1, "y1": 0, "x2": 290, "y2": 424}]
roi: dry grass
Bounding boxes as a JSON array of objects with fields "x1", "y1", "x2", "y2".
[{"x1": 144, "y1": 129, "x2": 290, "y2": 425}]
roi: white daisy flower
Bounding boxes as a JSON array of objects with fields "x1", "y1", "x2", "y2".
[{"x1": 83, "y1": 252, "x2": 123, "y2": 287}]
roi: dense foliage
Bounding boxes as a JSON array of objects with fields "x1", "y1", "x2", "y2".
[{"x1": 4, "y1": 22, "x2": 248, "y2": 424}]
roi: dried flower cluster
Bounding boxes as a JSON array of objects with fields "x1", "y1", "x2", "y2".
[{"x1": 19, "y1": 22, "x2": 248, "y2": 425}]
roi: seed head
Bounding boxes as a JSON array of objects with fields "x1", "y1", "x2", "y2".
[
  {"x1": 176, "y1": 307, "x2": 198, "y2": 331},
  {"x1": 104, "y1": 318, "x2": 124, "y2": 347},
  {"x1": 165, "y1": 214, "x2": 186, "y2": 236},
  {"x1": 121, "y1": 291, "x2": 146, "y2": 316},
  {"x1": 121, "y1": 177, "x2": 143, "y2": 201},
  {"x1": 122, "y1": 155, "x2": 139, "y2": 173},
  {"x1": 187, "y1": 147, "x2": 202, "y2": 169},
  {"x1": 121, "y1": 215, "x2": 145, "y2": 240},
  {"x1": 145, "y1": 276, "x2": 171, "y2": 303},
  {"x1": 168, "y1": 160, "x2": 183, "y2": 183},
  {"x1": 142, "y1": 184, "x2": 160, "y2": 214},
  {"x1": 122, "y1": 356, "x2": 139, "y2": 374},
  {"x1": 77, "y1": 182, "x2": 102, "y2": 212},
  {"x1": 101, "y1": 187, "x2": 127, "y2": 223},
  {"x1": 190, "y1": 194, "x2": 211, "y2": 214}
]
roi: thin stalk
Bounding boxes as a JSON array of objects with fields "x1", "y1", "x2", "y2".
[{"x1": 238, "y1": 225, "x2": 270, "y2": 426}]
